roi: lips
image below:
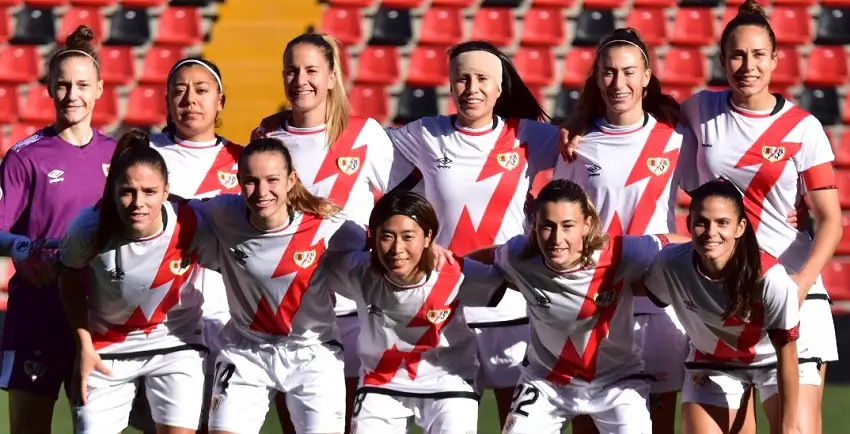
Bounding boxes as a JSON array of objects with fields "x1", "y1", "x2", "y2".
[{"x1": 608, "y1": 92, "x2": 630, "y2": 102}]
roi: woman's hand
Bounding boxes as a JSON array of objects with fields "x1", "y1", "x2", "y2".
[
  {"x1": 430, "y1": 244, "x2": 456, "y2": 271},
  {"x1": 77, "y1": 342, "x2": 112, "y2": 405},
  {"x1": 11, "y1": 238, "x2": 62, "y2": 287}
]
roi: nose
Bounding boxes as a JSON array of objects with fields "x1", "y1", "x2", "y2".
[
  {"x1": 390, "y1": 238, "x2": 404, "y2": 254},
  {"x1": 612, "y1": 72, "x2": 626, "y2": 89},
  {"x1": 132, "y1": 191, "x2": 145, "y2": 209}
]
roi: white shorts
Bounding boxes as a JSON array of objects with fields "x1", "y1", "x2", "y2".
[
  {"x1": 503, "y1": 372, "x2": 651, "y2": 434},
  {"x1": 634, "y1": 311, "x2": 688, "y2": 395},
  {"x1": 798, "y1": 290, "x2": 838, "y2": 363},
  {"x1": 474, "y1": 322, "x2": 529, "y2": 390},
  {"x1": 338, "y1": 314, "x2": 361, "y2": 378},
  {"x1": 75, "y1": 349, "x2": 206, "y2": 434},
  {"x1": 351, "y1": 389, "x2": 479, "y2": 433},
  {"x1": 207, "y1": 325, "x2": 346, "y2": 434},
  {"x1": 682, "y1": 361, "x2": 822, "y2": 409}
]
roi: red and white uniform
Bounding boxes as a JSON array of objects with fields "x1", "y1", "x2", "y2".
[
  {"x1": 190, "y1": 195, "x2": 357, "y2": 434},
  {"x1": 388, "y1": 115, "x2": 560, "y2": 389},
  {"x1": 681, "y1": 90, "x2": 838, "y2": 362},
  {"x1": 494, "y1": 234, "x2": 667, "y2": 434},
  {"x1": 643, "y1": 243, "x2": 817, "y2": 408},
  {"x1": 60, "y1": 202, "x2": 207, "y2": 433},
  {"x1": 554, "y1": 115, "x2": 689, "y2": 394}
]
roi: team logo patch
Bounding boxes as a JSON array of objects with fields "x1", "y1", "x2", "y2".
[
  {"x1": 593, "y1": 290, "x2": 616, "y2": 307},
  {"x1": 761, "y1": 146, "x2": 786, "y2": 163},
  {"x1": 293, "y1": 250, "x2": 317, "y2": 269},
  {"x1": 102, "y1": 164, "x2": 110, "y2": 176},
  {"x1": 337, "y1": 156, "x2": 361, "y2": 175},
  {"x1": 426, "y1": 308, "x2": 451, "y2": 325},
  {"x1": 24, "y1": 360, "x2": 45, "y2": 382},
  {"x1": 496, "y1": 152, "x2": 520, "y2": 171},
  {"x1": 218, "y1": 170, "x2": 238, "y2": 189},
  {"x1": 169, "y1": 259, "x2": 191, "y2": 276},
  {"x1": 646, "y1": 157, "x2": 670, "y2": 176}
]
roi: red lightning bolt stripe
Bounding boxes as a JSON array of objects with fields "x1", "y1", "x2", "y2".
[
  {"x1": 546, "y1": 236, "x2": 624, "y2": 384},
  {"x1": 623, "y1": 123, "x2": 678, "y2": 235},
  {"x1": 364, "y1": 258, "x2": 465, "y2": 386},
  {"x1": 449, "y1": 119, "x2": 527, "y2": 256},
  {"x1": 733, "y1": 107, "x2": 808, "y2": 233},
  {"x1": 250, "y1": 214, "x2": 328, "y2": 336},
  {"x1": 93, "y1": 203, "x2": 200, "y2": 350},
  {"x1": 194, "y1": 141, "x2": 243, "y2": 197},
  {"x1": 312, "y1": 117, "x2": 369, "y2": 208}
]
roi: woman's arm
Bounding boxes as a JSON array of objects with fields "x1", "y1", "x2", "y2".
[
  {"x1": 794, "y1": 188, "x2": 842, "y2": 301},
  {"x1": 772, "y1": 336, "x2": 800, "y2": 433}
]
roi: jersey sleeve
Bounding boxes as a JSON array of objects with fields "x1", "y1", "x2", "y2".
[
  {"x1": 59, "y1": 207, "x2": 100, "y2": 270},
  {"x1": 522, "y1": 120, "x2": 561, "y2": 175},
  {"x1": 676, "y1": 123, "x2": 702, "y2": 192},
  {"x1": 385, "y1": 120, "x2": 426, "y2": 168},
  {"x1": 0, "y1": 151, "x2": 34, "y2": 231},
  {"x1": 322, "y1": 220, "x2": 370, "y2": 299},
  {"x1": 492, "y1": 234, "x2": 528, "y2": 284},
  {"x1": 456, "y1": 257, "x2": 507, "y2": 307},
  {"x1": 363, "y1": 118, "x2": 419, "y2": 194},
  {"x1": 761, "y1": 265, "x2": 801, "y2": 345},
  {"x1": 795, "y1": 117, "x2": 837, "y2": 191},
  {"x1": 641, "y1": 250, "x2": 673, "y2": 308},
  {"x1": 619, "y1": 235, "x2": 668, "y2": 281},
  {"x1": 189, "y1": 205, "x2": 220, "y2": 271},
  {"x1": 186, "y1": 194, "x2": 237, "y2": 232}
]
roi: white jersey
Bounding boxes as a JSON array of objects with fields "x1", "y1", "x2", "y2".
[
  {"x1": 60, "y1": 202, "x2": 206, "y2": 355},
  {"x1": 150, "y1": 133, "x2": 242, "y2": 324},
  {"x1": 554, "y1": 115, "x2": 685, "y2": 314},
  {"x1": 680, "y1": 90, "x2": 836, "y2": 287},
  {"x1": 190, "y1": 194, "x2": 353, "y2": 345},
  {"x1": 259, "y1": 117, "x2": 417, "y2": 316},
  {"x1": 388, "y1": 115, "x2": 561, "y2": 324},
  {"x1": 643, "y1": 243, "x2": 801, "y2": 367},
  {"x1": 325, "y1": 242, "x2": 506, "y2": 395},
  {"x1": 493, "y1": 234, "x2": 668, "y2": 386}
]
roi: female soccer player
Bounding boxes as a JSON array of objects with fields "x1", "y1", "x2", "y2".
[
  {"x1": 323, "y1": 190, "x2": 505, "y2": 432},
  {"x1": 0, "y1": 25, "x2": 116, "y2": 433},
  {"x1": 490, "y1": 179, "x2": 688, "y2": 433},
  {"x1": 642, "y1": 180, "x2": 802, "y2": 434},
  {"x1": 385, "y1": 40, "x2": 561, "y2": 426},
  {"x1": 59, "y1": 130, "x2": 207, "y2": 434},
  {"x1": 553, "y1": 28, "x2": 689, "y2": 434}
]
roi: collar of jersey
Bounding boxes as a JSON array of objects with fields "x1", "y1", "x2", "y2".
[
  {"x1": 726, "y1": 91, "x2": 785, "y2": 118},
  {"x1": 123, "y1": 204, "x2": 169, "y2": 242},
  {"x1": 451, "y1": 114, "x2": 500, "y2": 136},
  {"x1": 692, "y1": 250, "x2": 725, "y2": 283},
  {"x1": 284, "y1": 121, "x2": 327, "y2": 135},
  {"x1": 247, "y1": 207, "x2": 297, "y2": 233},
  {"x1": 171, "y1": 134, "x2": 222, "y2": 149},
  {"x1": 542, "y1": 255, "x2": 587, "y2": 275},
  {"x1": 382, "y1": 271, "x2": 430, "y2": 289},
  {"x1": 594, "y1": 113, "x2": 649, "y2": 136}
]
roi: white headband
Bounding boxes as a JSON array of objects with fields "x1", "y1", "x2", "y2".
[
  {"x1": 56, "y1": 49, "x2": 98, "y2": 65},
  {"x1": 598, "y1": 39, "x2": 650, "y2": 66},
  {"x1": 449, "y1": 51, "x2": 504, "y2": 92},
  {"x1": 168, "y1": 59, "x2": 223, "y2": 91}
]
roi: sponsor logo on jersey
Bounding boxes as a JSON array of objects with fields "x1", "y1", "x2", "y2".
[
  {"x1": 218, "y1": 170, "x2": 238, "y2": 189},
  {"x1": 293, "y1": 250, "x2": 317, "y2": 269},
  {"x1": 102, "y1": 163, "x2": 111, "y2": 176},
  {"x1": 426, "y1": 308, "x2": 451, "y2": 325},
  {"x1": 761, "y1": 146, "x2": 786, "y2": 163},
  {"x1": 586, "y1": 164, "x2": 602, "y2": 177},
  {"x1": 231, "y1": 248, "x2": 248, "y2": 265},
  {"x1": 684, "y1": 300, "x2": 699, "y2": 312},
  {"x1": 169, "y1": 258, "x2": 192, "y2": 276},
  {"x1": 435, "y1": 155, "x2": 452, "y2": 169},
  {"x1": 47, "y1": 169, "x2": 64, "y2": 184},
  {"x1": 496, "y1": 152, "x2": 520, "y2": 170},
  {"x1": 594, "y1": 290, "x2": 616, "y2": 307},
  {"x1": 337, "y1": 156, "x2": 361, "y2": 175},
  {"x1": 646, "y1": 157, "x2": 670, "y2": 176}
]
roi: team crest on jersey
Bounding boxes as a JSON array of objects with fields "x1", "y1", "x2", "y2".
[
  {"x1": 102, "y1": 164, "x2": 110, "y2": 176},
  {"x1": 646, "y1": 157, "x2": 670, "y2": 176},
  {"x1": 761, "y1": 146, "x2": 786, "y2": 163},
  {"x1": 337, "y1": 156, "x2": 361, "y2": 175},
  {"x1": 293, "y1": 250, "x2": 317, "y2": 269},
  {"x1": 496, "y1": 152, "x2": 520, "y2": 171},
  {"x1": 593, "y1": 290, "x2": 616, "y2": 307},
  {"x1": 426, "y1": 308, "x2": 451, "y2": 325},
  {"x1": 169, "y1": 258, "x2": 192, "y2": 276},
  {"x1": 217, "y1": 170, "x2": 238, "y2": 189}
]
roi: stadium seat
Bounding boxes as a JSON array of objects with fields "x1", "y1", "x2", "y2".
[
  {"x1": 721, "y1": 6, "x2": 738, "y2": 28},
  {"x1": 470, "y1": 8, "x2": 515, "y2": 48},
  {"x1": 321, "y1": 6, "x2": 362, "y2": 46},
  {"x1": 521, "y1": 7, "x2": 565, "y2": 46},
  {"x1": 369, "y1": 7, "x2": 412, "y2": 46},
  {"x1": 671, "y1": 8, "x2": 715, "y2": 46},
  {"x1": 816, "y1": 7, "x2": 850, "y2": 45},
  {"x1": 707, "y1": 56, "x2": 727, "y2": 87},
  {"x1": 349, "y1": 84, "x2": 389, "y2": 123},
  {"x1": 355, "y1": 46, "x2": 400, "y2": 85},
  {"x1": 0, "y1": 8, "x2": 9, "y2": 44},
  {"x1": 431, "y1": 0, "x2": 476, "y2": 7},
  {"x1": 514, "y1": 47, "x2": 555, "y2": 87},
  {"x1": 625, "y1": 8, "x2": 668, "y2": 47},
  {"x1": 805, "y1": 46, "x2": 848, "y2": 86},
  {"x1": 92, "y1": 85, "x2": 118, "y2": 128},
  {"x1": 394, "y1": 86, "x2": 439, "y2": 124},
  {"x1": 798, "y1": 87, "x2": 840, "y2": 126},
  {"x1": 338, "y1": 44, "x2": 351, "y2": 79},
  {"x1": 19, "y1": 85, "x2": 54, "y2": 124},
  {"x1": 770, "y1": 6, "x2": 812, "y2": 45},
  {"x1": 121, "y1": 0, "x2": 166, "y2": 6},
  {"x1": 821, "y1": 0, "x2": 850, "y2": 6},
  {"x1": 480, "y1": 0, "x2": 524, "y2": 7},
  {"x1": 561, "y1": 47, "x2": 594, "y2": 87},
  {"x1": 532, "y1": 0, "x2": 576, "y2": 7},
  {"x1": 676, "y1": 189, "x2": 691, "y2": 207},
  {"x1": 99, "y1": 46, "x2": 136, "y2": 86},
  {"x1": 384, "y1": 0, "x2": 426, "y2": 7},
  {"x1": 822, "y1": 260, "x2": 850, "y2": 300},
  {"x1": 327, "y1": 0, "x2": 374, "y2": 6},
  {"x1": 140, "y1": 45, "x2": 185, "y2": 85},
  {"x1": 24, "y1": 0, "x2": 67, "y2": 6},
  {"x1": 10, "y1": 123, "x2": 41, "y2": 145},
  {"x1": 772, "y1": 47, "x2": 802, "y2": 87},
  {"x1": 664, "y1": 85, "x2": 694, "y2": 102},
  {"x1": 660, "y1": 47, "x2": 705, "y2": 87},
  {"x1": 124, "y1": 85, "x2": 167, "y2": 126},
  {"x1": 156, "y1": 7, "x2": 203, "y2": 47},
  {"x1": 406, "y1": 46, "x2": 449, "y2": 87},
  {"x1": 169, "y1": 0, "x2": 212, "y2": 6},
  {"x1": 675, "y1": 213, "x2": 689, "y2": 236},
  {"x1": 0, "y1": 45, "x2": 40, "y2": 84},
  {"x1": 553, "y1": 87, "x2": 581, "y2": 124},
  {"x1": 835, "y1": 130, "x2": 850, "y2": 166},
  {"x1": 419, "y1": 7, "x2": 464, "y2": 46},
  {"x1": 0, "y1": 0, "x2": 19, "y2": 5},
  {"x1": 71, "y1": 0, "x2": 120, "y2": 5},
  {"x1": 678, "y1": 0, "x2": 720, "y2": 5},
  {"x1": 583, "y1": 0, "x2": 625, "y2": 9},
  {"x1": 773, "y1": 0, "x2": 814, "y2": 5},
  {"x1": 107, "y1": 7, "x2": 151, "y2": 46},
  {"x1": 842, "y1": 94, "x2": 850, "y2": 124},
  {"x1": 58, "y1": 7, "x2": 104, "y2": 44},
  {"x1": 572, "y1": 9, "x2": 616, "y2": 47},
  {"x1": 0, "y1": 84, "x2": 18, "y2": 124},
  {"x1": 12, "y1": 6, "x2": 56, "y2": 45}
]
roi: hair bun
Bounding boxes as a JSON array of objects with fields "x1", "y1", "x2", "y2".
[
  {"x1": 63, "y1": 25, "x2": 97, "y2": 51},
  {"x1": 738, "y1": 0, "x2": 767, "y2": 18}
]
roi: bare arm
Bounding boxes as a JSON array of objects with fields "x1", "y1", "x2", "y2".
[
  {"x1": 795, "y1": 188, "x2": 842, "y2": 301},
  {"x1": 772, "y1": 336, "x2": 800, "y2": 433}
]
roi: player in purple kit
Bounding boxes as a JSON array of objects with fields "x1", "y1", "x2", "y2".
[{"x1": 0, "y1": 25, "x2": 116, "y2": 433}]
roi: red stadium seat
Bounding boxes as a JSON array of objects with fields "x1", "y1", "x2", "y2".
[
  {"x1": 671, "y1": 8, "x2": 715, "y2": 47},
  {"x1": 320, "y1": 7, "x2": 362, "y2": 46},
  {"x1": 0, "y1": 0, "x2": 19, "y2": 6},
  {"x1": 327, "y1": 0, "x2": 374, "y2": 6},
  {"x1": 355, "y1": 46, "x2": 400, "y2": 86},
  {"x1": 676, "y1": 189, "x2": 691, "y2": 207},
  {"x1": 419, "y1": 7, "x2": 464, "y2": 46},
  {"x1": 838, "y1": 215, "x2": 850, "y2": 255},
  {"x1": 58, "y1": 7, "x2": 104, "y2": 44},
  {"x1": 24, "y1": 0, "x2": 67, "y2": 6},
  {"x1": 632, "y1": 0, "x2": 674, "y2": 6},
  {"x1": 836, "y1": 131, "x2": 850, "y2": 166},
  {"x1": 471, "y1": 8, "x2": 515, "y2": 48},
  {"x1": 121, "y1": 0, "x2": 166, "y2": 6},
  {"x1": 156, "y1": 7, "x2": 202, "y2": 47},
  {"x1": 140, "y1": 45, "x2": 185, "y2": 85},
  {"x1": 0, "y1": 84, "x2": 18, "y2": 124},
  {"x1": 0, "y1": 133, "x2": 9, "y2": 159},
  {"x1": 660, "y1": 47, "x2": 705, "y2": 87},
  {"x1": 406, "y1": 46, "x2": 449, "y2": 87},
  {"x1": 19, "y1": 85, "x2": 54, "y2": 125},
  {"x1": 338, "y1": 44, "x2": 351, "y2": 80},
  {"x1": 561, "y1": 47, "x2": 594, "y2": 87},
  {"x1": 532, "y1": 0, "x2": 576, "y2": 7},
  {"x1": 721, "y1": 6, "x2": 738, "y2": 28},
  {"x1": 124, "y1": 85, "x2": 167, "y2": 127},
  {"x1": 664, "y1": 85, "x2": 695, "y2": 102},
  {"x1": 0, "y1": 8, "x2": 9, "y2": 44},
  {"x1": 582, "y1": 0, "x2": 626, "y2": 9},
  {"x1": 726, "y1": 0, "x2": 770, "y2": 5},
  {"x1": 805, "y1": 46, "x2": 848, "y2": 86},
  {"x1": 0, "y1": 45, "x2": 40, "y2": 84},
  {"x1": 430, "y1": 0, "x2": 475, "y2": 6},
  {"x1": 770, "y1": 6, "x2": 811, "y2": 45},
  {"x1": 349, "y1": 84, "x2": 389, "y2": 123},
  {"x1": 626, "y1": 8, "x2": 668, "y2": 47},
  {"x1": 773, "y1": 0, "x2": 815, "y2": 6},
  {"x1": 514, "y1": 47, "x2": 555, "y2": 87},
  {"x1": 836, "y1": 169, "x2": 850, "y2": 208},
  {"x1": 521, "y1": 7, "x2": 566, "y2": 46},
  {"x1": 675, "y1": 212, "x2": 689, "y2": 236},
  {"x1": 92, "y1": 85, "x2": 118, "y2": 128},
  {"x1": 822, "y1": 260, "x2": 850, "y2": 301},
  {"x1": 99, "y1": 46, "x2": 135, "y2": 86},
  {"x1": 382, "y1": 0, "x2": 426, "y2": 7},
  {"x1": 9, "y1": 122, "x2": 40, "y2": 144},
  {"x1": 770, "y1": 46, "x2": 801, "y2": 88},
  {"x1": 71, "y1": 0, "x2": 119, "y2": 6},
  {"x1": 842, "y1": 95, "x2": 850, "y2": 125}
]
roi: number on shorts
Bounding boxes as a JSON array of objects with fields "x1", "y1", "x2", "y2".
[
  {"x1": 510, "y1": 384, "x2": 540, "y2": 417},
  {"x1": 351, "y1": 392, "x2": 367, "y2": 417},
  {"x1": 214, "y1": 362, "x2": 236, "y2": 393}
]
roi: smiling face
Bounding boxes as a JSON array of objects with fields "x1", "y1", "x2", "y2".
[
  {"x1": 167, "y1": 64, "x2": 224, "y2": 141},
  {"x1": 689, "y1": 196, "x2": 747, "y2": 272},
  {"x1": 451, "y1": 70, "x2": 501, "y2": 129},
  {"x1": 533, "y1": 200, "x2": 591, "y2": 271},
  {"x1": 721, "y1": 25, "x2": 777, "y2": 101},
  {"x1": 115, "y1": 164, "x2": 169, "y2": 238},
  {"x1": 283, "y1": 43, "x2": 335, "y2": 120},
  {"x1": 596, "y1": 44, "x2": 650, "y2": 124},
  {"x1": 239, "y1": 150, "x2": 297, "y2": 230},
  {"x1": 375, "y1": 215, "x2": 431, "y2": 285},
  {"x1": 50, "y1": 55, "x2": 103, "y2": 128}
]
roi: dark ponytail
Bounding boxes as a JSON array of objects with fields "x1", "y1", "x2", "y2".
[
  {"x1": 688, "y1": 180, "x2": 762, "y2": 321},
  {"x1": 720, "y1": 0, "x2": 776, "y2": 58},
  {"x1": 95, "y1": 129, "x2": 168, "y2": 252}
]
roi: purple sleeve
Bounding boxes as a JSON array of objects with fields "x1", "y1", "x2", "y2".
[{"x1": 0, "y1": 151, "x2": 33, "y2": 231}]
